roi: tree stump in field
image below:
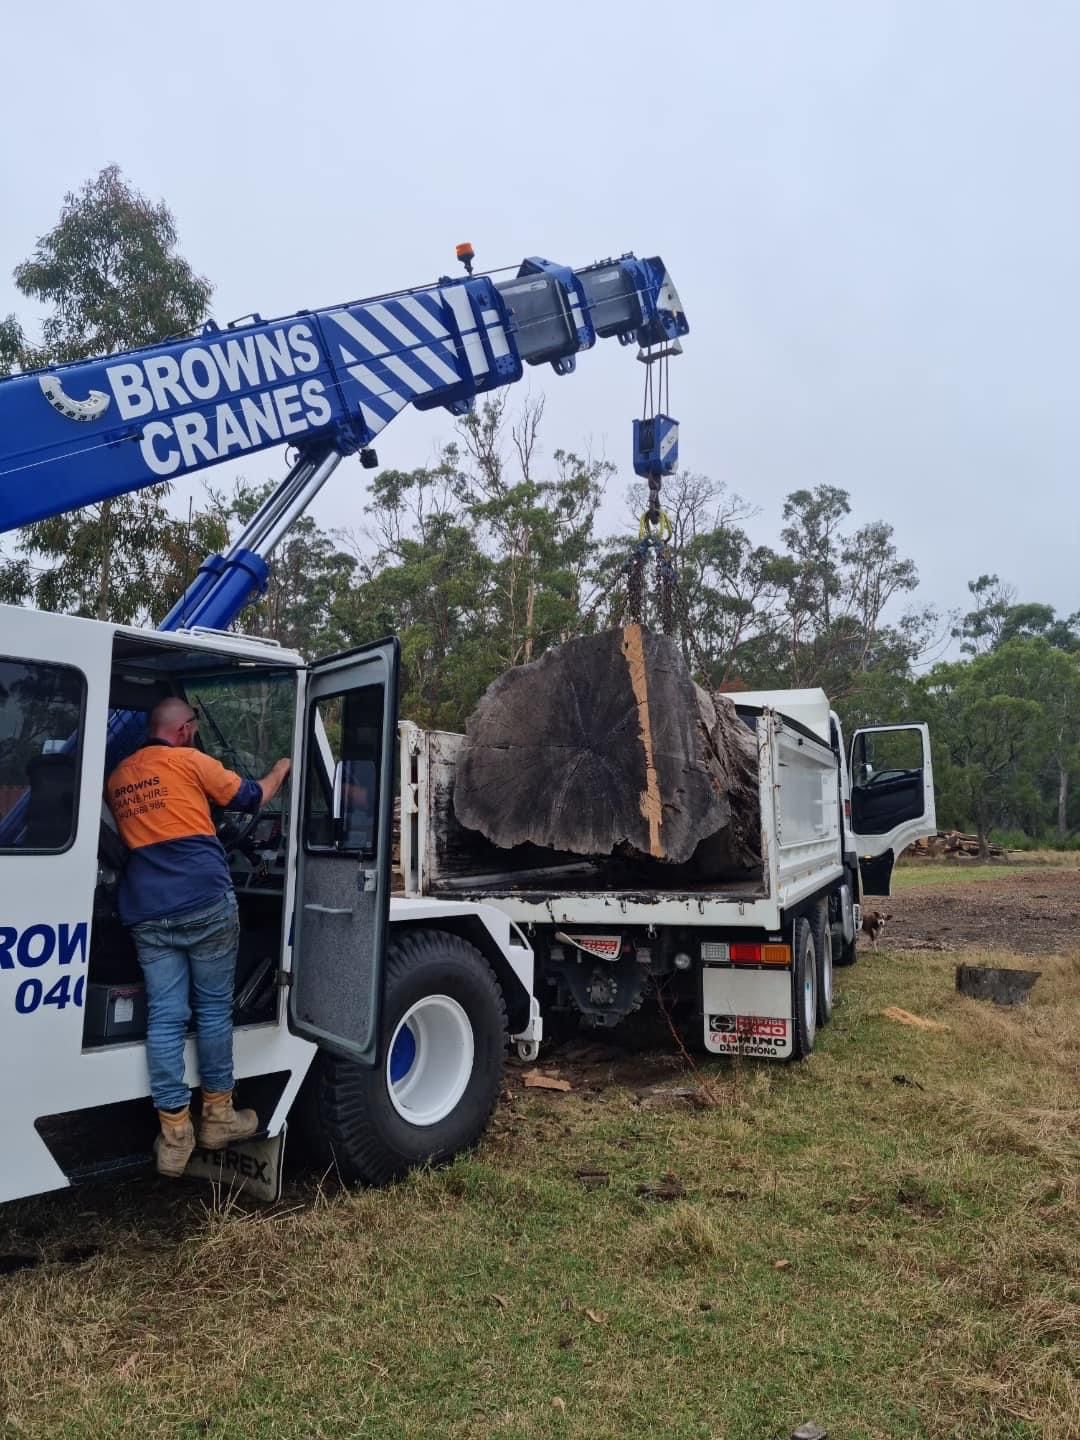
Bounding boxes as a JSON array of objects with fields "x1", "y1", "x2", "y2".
[
  {"x1": 955, "y1": 964, "x2": 1041, "y2": 1005},
  {"x1": 453, "y1": 625, "x2": 761, "y2": 874}
]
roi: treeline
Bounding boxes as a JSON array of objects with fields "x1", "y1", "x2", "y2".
[{"x1": 3, "y1": 168, "x2": 1077, "y2": 851}]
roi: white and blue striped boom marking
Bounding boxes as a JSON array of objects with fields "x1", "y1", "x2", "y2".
[{"x1": 324, "y1": 281, "x2": 517, "y2": 437}]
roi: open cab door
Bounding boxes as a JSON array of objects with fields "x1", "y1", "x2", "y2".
[
  {"x1": 848, "y1": 723, "x2": 935, "y2": 896},
  {"x1": 290, "y1": 638, "x2": 399, "y2": 1065}
]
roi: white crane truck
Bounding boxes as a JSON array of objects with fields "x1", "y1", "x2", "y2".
[
  {"x1": 399, "y1": 691, "x2": 935, "y2": 1059},
  {"x1": 0, "y1": 249, "x2": 689, "y2": 1205}
]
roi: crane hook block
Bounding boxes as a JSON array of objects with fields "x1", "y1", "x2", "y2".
[{"x1": 633, "y1": 414, "x2": 679, "y2": 478}]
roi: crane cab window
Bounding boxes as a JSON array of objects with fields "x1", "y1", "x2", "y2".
[
  {"x1": 850, "y1": 728, "x2": 926, "y2": 835},
  {"x1": 305, "y1": 686, "x2": 383, "y2": 857},
  {"x1": 183, "y1": 669, "x2": 297, "y2": 891},
  {"x1": 0, "y1": 656, "x2": 86, "y2": 853}
]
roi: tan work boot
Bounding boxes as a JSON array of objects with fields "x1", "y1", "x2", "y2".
[
  {"x1": 197, "y1": 1089, "x2": 258, "y2": 1150},
  {"x1": 155, "y1": 1107, "x2": 195, "y2": 1178}
]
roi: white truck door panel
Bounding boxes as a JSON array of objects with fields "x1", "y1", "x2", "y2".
[
  {"x1": 848, "y1": 723, "x2": 936, "y2": 895},
  {"x1": 0, "y1": 608, "x2": 112, "y2": 1201},
  {"x1": 290, "y1": 638, "x2": 399, "y2": 1066}
]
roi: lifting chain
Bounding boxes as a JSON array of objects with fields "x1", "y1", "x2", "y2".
[
  {"x1": 581, "y1": 335, "x2": 693, "y2": 641},
  {"x1": 656, "y1": 542, "x2": 677, "y2": 637},
  {"x1": 612, "y1": 509, "x2": 720, "y2": 690},
  {"x1": 624, "y1": 338, "x2": 681, "y2": 634},
  {"x1": 622, "y1": 482, "x2": 676, "y2": 634},
  {"x1": 627, "y1": 546, "x2": 647, "y2": 626}
]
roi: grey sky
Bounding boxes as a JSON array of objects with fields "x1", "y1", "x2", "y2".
[{"x1": 2, "y1": 1, "x2": 1077, "y2": 636}]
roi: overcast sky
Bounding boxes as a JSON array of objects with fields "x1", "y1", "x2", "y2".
[{"x1": 2, "y1": 0, "x2": 1077, "y2": 637}]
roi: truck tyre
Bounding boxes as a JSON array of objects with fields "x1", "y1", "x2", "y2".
[
  {"x1": 834, "y1": 927, "x2": 857, "y2": 968},
  {"x1": 790, "y1": 917, "x2": 818, "y2": 1060},
  {"x1": 810, "y1": 901, "x2": 834, "y2": 1027},
  {"x1": 300, "y1": 929, "x2": 508, "y2": 1186}
]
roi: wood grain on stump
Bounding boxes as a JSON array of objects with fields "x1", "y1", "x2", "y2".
[{"x1": 453, "y1": 625, "x2": 760, "y2": 872}]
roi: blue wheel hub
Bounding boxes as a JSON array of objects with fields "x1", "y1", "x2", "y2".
[{"x1": 389, "y1": 1021, "x2": 417, "y2": 1084}]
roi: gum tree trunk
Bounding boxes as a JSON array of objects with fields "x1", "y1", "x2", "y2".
[{"x1": 1057, "y1": 760, "x2": 1068, "y2": 842}]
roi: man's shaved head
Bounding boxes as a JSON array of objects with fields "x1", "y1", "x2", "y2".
[{"x1": 149, "y1": 698, "x2": 199, "y2": 745}]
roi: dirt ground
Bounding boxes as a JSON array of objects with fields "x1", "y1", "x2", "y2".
[{"x1": 888, "y1": 861, "x2": 1080, "y2": 954}]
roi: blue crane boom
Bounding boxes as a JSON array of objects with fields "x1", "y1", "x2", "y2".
[{"x1": 0, "y1": 251, "x2": 686, "y2": 634}]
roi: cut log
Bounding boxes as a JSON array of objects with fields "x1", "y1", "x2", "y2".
[{"x1": 453, "y1": 625, "x2": 761, "y2": 872}]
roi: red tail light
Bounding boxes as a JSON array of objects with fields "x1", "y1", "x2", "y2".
[{"x1": 729, "y1": 942, "x2": 791, "y2": 966}]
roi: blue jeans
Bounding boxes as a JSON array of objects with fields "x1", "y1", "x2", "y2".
[{"x1": 131, "y1": 892, "x2": 240, "y2": 1112}]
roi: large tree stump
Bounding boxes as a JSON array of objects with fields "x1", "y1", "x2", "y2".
[
  {"x1": 453, "y1": 625, "x2": 761, "y2": 872},
  {"x1": 955, "y1": 964, "x2": 1040, "y2": 1005}
]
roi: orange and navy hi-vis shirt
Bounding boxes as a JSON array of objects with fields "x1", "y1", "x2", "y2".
[{"x1": 107, "y1": 741, "x2": 262, "y2": 925}]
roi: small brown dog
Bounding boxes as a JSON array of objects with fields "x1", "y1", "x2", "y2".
[{"x1": 861, "y1": 909, "x2": 892, "y2": 948}]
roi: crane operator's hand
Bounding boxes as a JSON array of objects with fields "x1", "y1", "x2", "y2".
[{"x1": 257, "y1": 757, "x2": 292, "y2": 806}]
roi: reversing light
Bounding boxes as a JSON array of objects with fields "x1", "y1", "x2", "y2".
[{"x1": 673, "y1": 951, "x2": 692, "y2": 971}]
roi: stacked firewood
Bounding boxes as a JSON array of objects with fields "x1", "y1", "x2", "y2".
[{"x1": 909, "y1": 830, "x2": 1007, "y2": 859}]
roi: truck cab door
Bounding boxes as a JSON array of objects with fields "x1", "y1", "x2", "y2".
[
  {"x1": 848, "y1": 723, "x2": 936, "y2": 896},
  {"x1": 290, "y1": 639, "x2": 399, "y2": 1065}
]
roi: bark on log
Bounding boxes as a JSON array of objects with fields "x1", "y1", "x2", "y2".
[{"x1": 453, "y1": 625, "x2": 761, "y2": 871}]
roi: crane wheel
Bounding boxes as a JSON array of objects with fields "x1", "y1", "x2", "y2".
[{"x1": 298, "y1": 929, "x2": 507, "y2": 1185}]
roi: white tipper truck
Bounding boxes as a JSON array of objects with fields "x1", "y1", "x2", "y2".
[{"x1": 399, "y1": 689, "x2": 935, "y2": 1060}]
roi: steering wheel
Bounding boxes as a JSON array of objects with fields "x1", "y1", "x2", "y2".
[
  {"x1": 215, "y1": 808, "x2": 261, "y2": 854},
  {"x1": 863, "y1": 768, "x2": 912, "y2": 787}
]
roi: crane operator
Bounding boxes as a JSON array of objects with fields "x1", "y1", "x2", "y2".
[{"x1": 107, "y1": 697, "x2": 291, "y2": 1177}]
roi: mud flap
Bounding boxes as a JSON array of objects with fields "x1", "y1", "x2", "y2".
[
  {"x1": 701, "y1": 966, "x2": 792, "y2": 1059},
  {"x1": 185, "y1": 1125, "x2": 286, "y2": 1204},
  {"x1": 858, "y1": 850, "x2": 895, "y2": 897}
]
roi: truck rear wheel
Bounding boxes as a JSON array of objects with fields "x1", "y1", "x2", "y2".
[
  {"x1": 810, "y1": 901, "x2": 834, "y2": 1027},
  {"x1": 790, "y1": 917, "x2": 818, "y2": 1060},
  {"x1": 301, "y1": 929, "x2": 508, "y2": 1185}
]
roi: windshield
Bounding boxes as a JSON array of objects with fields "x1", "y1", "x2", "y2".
[{"x1": 184, "y1": 670, "x2": 297, "y2": 806}]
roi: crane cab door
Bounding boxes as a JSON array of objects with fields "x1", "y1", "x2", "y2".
[
  {"x1": 848, "y1": 723, "x2": 936, "y2": 896},
  {"x1": 290, "y1": 638, "x2": 399, "y2": 1065}
]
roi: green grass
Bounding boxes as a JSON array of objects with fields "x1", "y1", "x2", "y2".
[
  {"x1": 894, "y1": 855, "x2": 1080, "y2": 888},
  {"x1": 992, "y1": 830, "x2": 1080, "y2": 854},
  {"x1": 2, "y1": 943, "x2": 1078, "y2": 1440}
]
